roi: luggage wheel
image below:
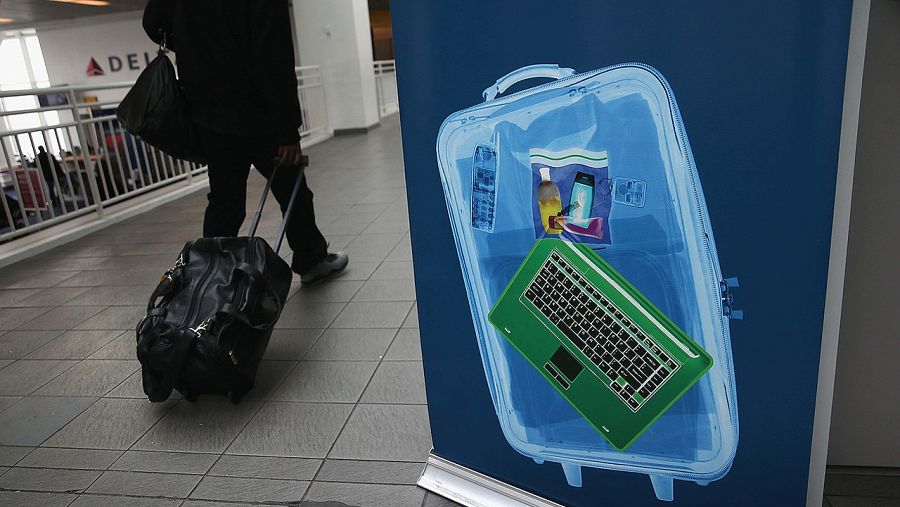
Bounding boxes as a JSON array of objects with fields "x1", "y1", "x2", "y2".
[
  {"x1": 183, "y1": 390, "x2": 199, "y2": 402},
  {"x1": 228, "y1": 391, "x2": 244, "y2": 404}
]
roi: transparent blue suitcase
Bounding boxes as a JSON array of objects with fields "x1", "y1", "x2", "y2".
[{"x1": 435, "y1": 64, "x2": 741, "y2": 501}]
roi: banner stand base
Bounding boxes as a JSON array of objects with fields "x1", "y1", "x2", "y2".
[{"x1": 418, "y1": 453, "x2": 564, "y2": 507}]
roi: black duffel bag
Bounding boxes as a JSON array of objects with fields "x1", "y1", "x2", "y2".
[
  {"x1": 136, "y1": 158, "x2": 307, "y2": 403},
  {"x1": 116, "y1": 43, "x2": 205, "y2": 163}
]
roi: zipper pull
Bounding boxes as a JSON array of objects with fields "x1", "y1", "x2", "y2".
[
  {"x1": 189, "y1": 318, "x2": 212, "y2": 337},
  {"x1": 161, "y1": 254, "x2": 186, "y2": 281},
  {"x1": 228, "y1": 350, "x2": 239, "y2": 365}
]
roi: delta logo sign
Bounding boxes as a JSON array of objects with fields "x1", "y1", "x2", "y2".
[
  {"x1": 86, "y1": 51, "x2": 155, "y2": 77},
  {"x1": 86, "y1": 57, "x2": 104, "y2": 76}
]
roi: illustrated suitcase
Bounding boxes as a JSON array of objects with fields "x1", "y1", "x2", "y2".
[
  {"x1": 136, "y1": 157, "x2": 308, "y2": 403},
  {"x1": 435, "y1": 64, "x2": 741, "y2": 501}
]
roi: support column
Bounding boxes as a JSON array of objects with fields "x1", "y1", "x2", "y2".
[{"x1": 292, "y1": 0, "x2": 380, "y2": 134}]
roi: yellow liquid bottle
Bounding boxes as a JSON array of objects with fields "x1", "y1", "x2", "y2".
[{"x1": 537, "y1": 167, "x2": 562, "y2": 234}]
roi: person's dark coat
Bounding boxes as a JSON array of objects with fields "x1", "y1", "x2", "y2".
[
  {"x1": 142, "y1": 0, "x2": 303, "y2": 145},
  {"x1": 36, "y1": 147, "x2": 65, "y2": 201}
]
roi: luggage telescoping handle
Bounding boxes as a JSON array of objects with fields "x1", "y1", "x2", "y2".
[
  {"x1": 482, "y1": 64, "x2": 577, "y2": 102},
  {"x1": 273, "y1": 164, "x2": 305, "y2": 254},
  {"x1": 248, "y1": 154, "x2": 309, "y2": 254}
]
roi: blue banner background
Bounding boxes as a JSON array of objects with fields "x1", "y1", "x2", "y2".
[{"x1": 392, "y1": 1, "x2": 853, "y2": 504}]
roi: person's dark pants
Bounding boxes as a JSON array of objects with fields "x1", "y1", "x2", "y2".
[
  {"x1": 200, "y1": 130, "x2": 328, "y2": 274},
  {"x1": 40, "y1": 168, "x2": 58, "y2": 205}
]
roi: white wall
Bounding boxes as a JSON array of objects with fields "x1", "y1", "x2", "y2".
[
  {"x1": 294, "y1": 0, "x2": 380, "y2": 131},
  {"x1": 37, "y1": 13, "x2": 157, "y2": 103},
  {"x1": 827, "y1": 0, "x2": 900, "y2": 468},
  {"x1": 36, "y1": 5, "x2": 381, "y2": 132}
]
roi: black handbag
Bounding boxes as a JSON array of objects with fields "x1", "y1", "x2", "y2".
[
  {"x1": 136, "y1": 157, "x2": 308, "y2": 403},
  {"x1": 117, "y1": 43, "x2": 205, "y2": 164}
]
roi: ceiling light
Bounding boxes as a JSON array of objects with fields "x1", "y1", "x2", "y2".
[
  {"x1": 49, "y1": 0, "x2": 112, "y2": 6},
  {"x1": 0, "y1": 18, "x2": 16, "y2": 23}
]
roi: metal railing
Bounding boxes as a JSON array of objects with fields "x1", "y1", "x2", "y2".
[
  {"x1": 296, "y1": 65, "x2": 330, "y2": 144},
  {"x1": 0, "y1": 65, "x2": 328, "y2": 244},
  {"x1": 374, "y1": 60, "x2": 399, "y2": 118}
]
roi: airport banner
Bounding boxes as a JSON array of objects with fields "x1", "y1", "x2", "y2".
[{"x1": 393, "y1": 1, "x2": 854, "y2": 505}]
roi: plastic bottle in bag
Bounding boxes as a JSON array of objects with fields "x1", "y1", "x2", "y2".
[{"x1": 538, "y1": 167, "x2": 562, "y2": 234}]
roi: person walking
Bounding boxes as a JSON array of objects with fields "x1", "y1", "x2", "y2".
[
  {"x1": 35, "y1": 146, "x2": 66, "y2": 206},
  {"x1": 142, "y1": 0, "x2": 348, "y2": 284}
]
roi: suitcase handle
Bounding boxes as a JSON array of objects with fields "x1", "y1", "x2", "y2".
[
  {"x1": 482, "y1": 64, "x2": 577, "y2": 102},
  {"x1": 248, "y1": 154, "x2": 309, "y2": 254}
]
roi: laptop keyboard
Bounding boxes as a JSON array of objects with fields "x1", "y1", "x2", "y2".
[{"x1": 522, "y1": 250, "x2": 680, "y2": 412}]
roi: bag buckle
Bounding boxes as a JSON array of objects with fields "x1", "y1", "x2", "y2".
[{"x1": 720, "y1": 277, "x2": 743, "y2": 320}]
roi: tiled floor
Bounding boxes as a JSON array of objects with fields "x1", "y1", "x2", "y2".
[
  {"x1": 824, "y1": 468, "x2": 900, "y2": 507},
  {"x1": 0, "y1": 114, "x2": 458, "y2": 507},
  {"x1": 1, "y1": 115, "x2": 889, "y2": 507}
]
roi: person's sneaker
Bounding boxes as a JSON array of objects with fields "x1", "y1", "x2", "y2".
[{"x1": 300, "y1": 251, "x2": 349, "y2": 285}]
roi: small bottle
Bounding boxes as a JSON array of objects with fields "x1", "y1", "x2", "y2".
[
  {"x1": 537, "y1": 167, "x2": 562, "y2": 234},
  {"x1": 568, "y1": 171, "x2": 595, "y2": 228}
]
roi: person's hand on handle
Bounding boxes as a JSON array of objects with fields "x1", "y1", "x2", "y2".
[{"x1": 277, "y1": 142, "x2": 303, "y2": 167}]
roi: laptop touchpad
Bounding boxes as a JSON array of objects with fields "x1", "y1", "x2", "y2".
[{"x1": 550, "y1": 346, "x2": 584, "y2": 382}]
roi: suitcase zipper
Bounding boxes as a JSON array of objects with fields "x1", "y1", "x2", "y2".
[
  {"x1": 219, "y1": 240, "x2": 258, "y2": 367},
  {"x1": 658, "y1": 64, "x2": 741, "y2": 481},
  {"x1": 181, "y1": 239, "x2": 220, "y2": 338},
  {"x1": 172, "y1": 253, "x2": 185, "y2": 271}
]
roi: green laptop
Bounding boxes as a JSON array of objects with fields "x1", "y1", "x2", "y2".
[{"x1": 488, "y1": 238, "x2": 713, "y2": 450}]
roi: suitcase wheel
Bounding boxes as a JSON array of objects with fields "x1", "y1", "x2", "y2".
[
  {"x1": 228, "y1": 391, "x2": 244, "y2": 404},
  {"x1": 183, "y1": 390, "x2": 199, "y2": 402}
]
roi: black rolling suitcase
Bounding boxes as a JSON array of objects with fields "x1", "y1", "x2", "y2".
[{"x1": 136, "y1": 157, "x2": 307, "y2": 403}]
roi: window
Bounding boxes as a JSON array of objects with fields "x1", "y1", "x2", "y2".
[{"x1": 1, "y1": 32, "x2": 65, "y2": 173}]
